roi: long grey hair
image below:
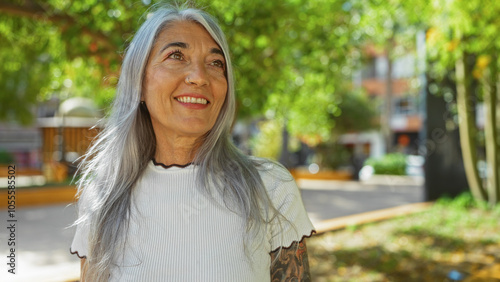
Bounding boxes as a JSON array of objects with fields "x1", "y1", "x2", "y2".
[{"x1": 75, "y1": 5, "x2": 287, "y2": 281}]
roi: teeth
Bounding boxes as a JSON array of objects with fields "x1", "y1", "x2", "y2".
[{"x1": 176, "y1": 96, "x2": 208, "y2": 104}]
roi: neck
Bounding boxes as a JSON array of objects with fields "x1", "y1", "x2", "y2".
[{"x1": 154, "y1": 134, "x2": 201, "y2": 166}]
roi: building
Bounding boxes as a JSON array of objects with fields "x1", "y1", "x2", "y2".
[
  {"x1": 342, "y1": 45, "x2": 424, "y2": 160},
  {"x1": 0, "y1": 97, "x2": 102, "y2": 184}
]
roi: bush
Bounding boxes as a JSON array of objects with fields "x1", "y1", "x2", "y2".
[
  {"x1": 250, "y1": 119, "x2": 283, "y2": 160},
  {"x1": 315, "y1": 143, "x2": 352, "y2": 170},
  {"x1": 0, "y1": 150, "x2": 14, "y2": 164},
  {"x1": 436, "y1": 192, "x2": 500, "y2": 211},
  {"x1": 365, "y1": 153, "x2": 406, "y2": 175}
]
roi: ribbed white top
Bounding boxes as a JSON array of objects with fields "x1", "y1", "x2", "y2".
[{"x1": 71, "y1": 160, "x2": 314, "y2": 281}]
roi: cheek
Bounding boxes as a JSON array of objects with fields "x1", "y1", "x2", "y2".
[
  {"x1": 214, "y1": 78, "x2": 228, "y2": 101},
  {"x1": 215, "y1": 90, "x2": 228, "y2": 115},
  {"x1": 143, "y1": 76, "x2": 170, "y2": 105},
  {"x1": 142, "y1": 84, "x2": 164, "y2": 117},
  {"x1": 142, "y1": 72, "x2": 156, "y2": 101}
]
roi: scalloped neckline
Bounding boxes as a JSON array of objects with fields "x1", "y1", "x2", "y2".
[{"x1": 152, "y1": 158, "x2": 193, "y2": 169}]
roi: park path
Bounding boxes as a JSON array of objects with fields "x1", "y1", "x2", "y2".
[{"x1": 298, "y1": 178, "x2": 424, "y2": 224}]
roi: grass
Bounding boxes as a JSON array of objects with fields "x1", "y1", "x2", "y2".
[{"x1": 308, "y1": 193, "x2": 500, "y2": 282}]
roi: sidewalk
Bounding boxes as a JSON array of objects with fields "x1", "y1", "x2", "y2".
[
  {"x1": 298, "y1": 178, "x2": 425, "y2": 224},
  {"x1": 0, "y1": 203, "x2": 79, "y2": 282},
  {"x1": 0, "y1": 178, "x2": 425, "y2": 282}
]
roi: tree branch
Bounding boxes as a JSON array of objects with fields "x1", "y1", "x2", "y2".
[{"x1": 0, "y1": 1, "x2": 116, "y2": 54}]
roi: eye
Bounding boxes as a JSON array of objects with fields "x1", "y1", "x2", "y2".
[
  {"x1": 211, "y1": 59, "x2": 225, "y2": 69},
  {"x1": 167, "y1": 50, "x2": 184, "y2": 61}
]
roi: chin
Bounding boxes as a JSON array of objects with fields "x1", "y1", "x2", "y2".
[{"x1": 180, "y1": 127, "x2": 213, "y2": 138}]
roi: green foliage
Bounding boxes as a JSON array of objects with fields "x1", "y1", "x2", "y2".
[
  {"x1": 435, "y1": 192, "x2": 477, "y2": 209},
  {"x1": 423, "y1": 0, "x2": 500, "y2": 204},
  {"x1": 330, "y1": 88, "x2": 378, "y2": 137},
  {"x1": 203, "y1": 0, "x2": 363, "y2": 143},
  {"x1": 309, "y1": 192, "x2": 500, "y2": 280},
  {"x1": 0, "y1": 0, "x2": 149, "y2": 122},
  {"x1": 425, "y1": 0, "x2": 500, "y2": 70},
  {"x1": 0, "y1": 150, "x2": 14, "y2": 164},
  {"x1": 351, "y1": 0, "x2": 419, "y2": 56},
  {"x1": 0, "y1": 0, "x2": 369, "y2": 143},
  {"x1": 0, "y1": 16, "x2": 58, "y2": 124},
  {"x1": 249, "y1": 119, "x2": 283, "y2": 160},
  {"x1": 436, "y1": 192, "x2": 500, "y2": 212},
  {"x1": 365, "y1": 153, "x2": 406, "y2": 175},
  {"x1": 314, "y1": 142, "x2": 351, "y2": 170}
]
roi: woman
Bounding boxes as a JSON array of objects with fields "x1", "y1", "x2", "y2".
[{"x1": 71, "y1": 5, "x2": 315, "y2": 281}]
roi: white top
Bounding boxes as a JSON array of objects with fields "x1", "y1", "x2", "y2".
[{"x1": 71, "y1": 160, "x2": 315, "y2": 282}]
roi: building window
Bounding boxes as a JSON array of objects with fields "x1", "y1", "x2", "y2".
[{"x1": 394, "y1": 97, "x2": 417, "y2": 115}]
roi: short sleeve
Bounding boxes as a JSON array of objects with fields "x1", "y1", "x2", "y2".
[
  {"x1": 70, "y1": 205, "x2": 89, "y2": 259},
  {"x1": 265, "y1": 165, "x2": 315, "y2": 251}
]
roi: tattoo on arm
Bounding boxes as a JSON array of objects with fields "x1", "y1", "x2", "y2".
[{"x1": 270, "y1": 238, "x2": 311, "y2": 282}]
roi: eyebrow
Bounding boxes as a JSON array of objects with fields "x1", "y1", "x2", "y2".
[
  {"x1": 159, "y1": 42, "x2": 225, "y2": 58},
  {"x1": 159, "y1": 42, "x2": 187, "y2": 54},
  {"x1": 210, "y1": 47, "x2": 224, "y2": 57}
]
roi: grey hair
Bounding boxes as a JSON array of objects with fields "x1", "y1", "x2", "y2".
[{"x1": 75, "y1": 4, "x2": 287, "y2": 281}]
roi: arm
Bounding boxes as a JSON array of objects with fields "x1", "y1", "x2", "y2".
[{"x1": 270, "y1": 238, "x2": 311, "y2": 282}]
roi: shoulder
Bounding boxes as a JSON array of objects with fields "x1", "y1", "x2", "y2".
[{"x1": 248, "y1": 156, "x2": 296, "y2": 193}]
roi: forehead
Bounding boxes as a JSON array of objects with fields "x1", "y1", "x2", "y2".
[{"x1": 154, "y1": 20, "x2": 220, "y2": 50}]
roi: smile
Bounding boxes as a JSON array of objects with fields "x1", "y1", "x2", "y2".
[{"x1": 175, "y1": 96, "x2": 208, "y2": 105}]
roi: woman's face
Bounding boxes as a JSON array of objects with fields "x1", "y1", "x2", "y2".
[{"x1": 143, "y1": 20, "x2": 227, "y2": 140}]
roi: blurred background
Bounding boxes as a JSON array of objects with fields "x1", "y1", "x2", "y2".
[{"x1": 0, "y1": 0, "x2": 499, "y2": 281}]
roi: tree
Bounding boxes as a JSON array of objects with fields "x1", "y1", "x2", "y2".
[
  {"x1": 344, "y1": 0, "x2": 500, "y2": 204},
  {"x1": 349, "y1": 0, "x2": 424, "y2": 153},
  {"x1": 204, "y1": 0, "x2": 365, "y2": 144},
  {"x1": 0, "y1": 15, "x2": 55, "y2": 124},
  {"x1": 1, "y1": 0, "x2": 366, "y2": 144},
  {"x1": 0, "y1": 0, "x2": 143, "y2": 123},
  {"x1": 425, "y1": 0, "x2": 500, "y2": 205}
]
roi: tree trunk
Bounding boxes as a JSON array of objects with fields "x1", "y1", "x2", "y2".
[
  {"x1": 497, "y1": 69, "x2": 500, "y2": 202},
  {"x1": 483, "y1": 55, "x2": 499, "y2": 205},
  {"x1": 278, "y1": 120, "x2": 292, "y2": 169},
  {"x1": 386, "y1": 56, "x2": 394, "y2": 153},
  {"x1": 383, "y1": 40, "x2": 394, "y2": 153},
  {"x1": 455, "y1": 53, "x2": 487, "y2": 201}
]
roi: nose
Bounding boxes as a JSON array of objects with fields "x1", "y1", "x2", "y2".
[{"x1": 185, "y1": 62, "x2": 209, "y2": 87}]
